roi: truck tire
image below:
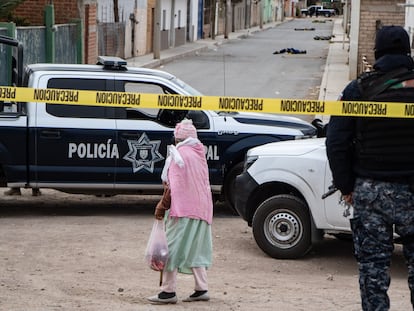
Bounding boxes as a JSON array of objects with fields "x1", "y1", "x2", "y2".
[
  {"x1": 252, "y1": 194, "x2": 311, "y2": 259},
  {"x1": 223, "y1": 162, "x2": 244, "y2": 214}
]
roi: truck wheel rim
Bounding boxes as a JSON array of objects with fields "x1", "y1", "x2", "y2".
[{"x1": 264, "y1": 210, "x2": 303, "y2": 249}]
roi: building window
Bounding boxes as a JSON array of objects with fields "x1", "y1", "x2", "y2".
[{"x1": 162, "y1": 10, "x2": 167, "y2": 30}]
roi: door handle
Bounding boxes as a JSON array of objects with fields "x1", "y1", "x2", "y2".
[
  {"x1": 121, "y1": 132, "x2": 140, "y2": 139},
  {"x1": 40, "y1": 130, "x2": 61, "y2": 139}
]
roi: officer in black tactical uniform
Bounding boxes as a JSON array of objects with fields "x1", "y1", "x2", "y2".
[{"x1": 326, "y1": 25, "x2": 414, "y2": 310}]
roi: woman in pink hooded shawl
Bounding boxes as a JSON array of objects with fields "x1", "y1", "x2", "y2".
[{"x1": 147, "y1": 119, "x2": 213, "y2": 304}]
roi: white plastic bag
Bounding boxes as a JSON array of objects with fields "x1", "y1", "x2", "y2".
[{"x1": 144, "y1": 219, "x2": 169, "y2": 271}]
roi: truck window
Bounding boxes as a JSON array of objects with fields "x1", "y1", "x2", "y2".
[
  {"x1": 0, "y1": 35, "x2": 23, "y2": 115},
  {"x1": 46, "y1": 78, "x2": 111, "y2": 118},
  {"x1": 114, "y1": 81, "x2": 169, "y2": 120},
  {"x1": 113, "y1": 80, "x2": 209, "y2": 129},
  {"x1": 0, "y1": 41, "x2": 9, "y2": 86}
]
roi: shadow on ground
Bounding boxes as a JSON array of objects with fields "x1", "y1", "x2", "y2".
[{"x1": 0, "y1": 189, "x2": 237, "y2": 218}]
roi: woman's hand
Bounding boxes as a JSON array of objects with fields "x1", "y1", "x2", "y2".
[
  {"x1": 154, "y1": 182, "x2": 171, "y2": 219},
  {"x1": 154, "y1": 205, "x2": 165, "y2": 220}
]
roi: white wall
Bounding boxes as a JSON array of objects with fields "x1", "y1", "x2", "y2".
[
  {"x1": 160, "y1": 0, "x2": 198, "y2": 42},
  {"x1": 275, "y1": 0, "x2": 284, "y2": 21},
  {"x1": 161, "y1": 0, "x2": 173, "y2": 30},
  {"x1": 96, "y1": 0, "x2": 136, "y2": 22},
  {"x1": 97, "y1": 0, "x2": 199, "y2": 54},
  {"x1": 175, "y1": 0, "x2": 187, "y2": 28},
  {"x1": 405, "y1": 0, "x2": 414, "y2": 49},
  {"x1": 189, "y1": 0, "x2": 198, "y2": 41}
]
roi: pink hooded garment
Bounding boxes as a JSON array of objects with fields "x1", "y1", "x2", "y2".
[{"x1": 162, "y1": 120, "x2": 213, "y2": 225}]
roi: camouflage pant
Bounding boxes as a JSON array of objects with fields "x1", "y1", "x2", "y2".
[{"x1": 351, "y1": 178, "x2": 414, "y2": 311}]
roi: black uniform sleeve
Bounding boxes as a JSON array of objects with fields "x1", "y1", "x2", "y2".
[{"x1": 325, "y1": 80, "x2": 360, "y2": 195}]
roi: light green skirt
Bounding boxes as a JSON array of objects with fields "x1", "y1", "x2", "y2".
[{"x1": 164, "y1": 213, "x2": 212, "y2": 274}]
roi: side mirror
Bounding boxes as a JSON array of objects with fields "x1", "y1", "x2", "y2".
[{"x1": 311, "y1": 118, "x2": 328, "y2": 138}]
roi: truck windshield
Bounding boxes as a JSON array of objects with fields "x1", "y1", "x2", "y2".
[{"x1": 173, "y1": 77, "x2": 203, "y2": 96}]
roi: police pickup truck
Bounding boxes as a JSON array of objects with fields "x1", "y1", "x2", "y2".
[
  {"x1": 300, "y1": 5, "x2": 336, "y2": 17},
  {"x1": 0, "y1": 35, "x2": 317, "y2": 209}
]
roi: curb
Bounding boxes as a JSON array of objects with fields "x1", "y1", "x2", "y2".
[{"x1": 141, "y1": 45, "x2": 210, "y2": 69}]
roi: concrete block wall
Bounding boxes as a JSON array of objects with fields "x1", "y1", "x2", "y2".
[{"x1": 358, "y1": 0, "x2": 405, "y2": 73}]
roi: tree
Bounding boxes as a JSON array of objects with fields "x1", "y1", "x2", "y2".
[{"x1": 0, "y1": 0, "x2": 25, "y2": 19}]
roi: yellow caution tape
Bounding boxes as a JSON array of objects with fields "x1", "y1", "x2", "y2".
[{"x1": 1, "y1": 86, "x2": 414, "y2": 118}]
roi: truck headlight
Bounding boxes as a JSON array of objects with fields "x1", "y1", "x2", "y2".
[
  {"x1": 295, "y1": 134, "x2": 316, "y2": 140},
  {"x1": 243, "y1": 155, "x2": 258, "y2": 172}
]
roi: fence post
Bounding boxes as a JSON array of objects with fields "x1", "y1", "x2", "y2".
[
  {"x1": 0, "y1": 22, "x2": 16, "y2": 38},
  {"x1": 44, "y1": 4, "x2": 55, "y2": 63},
  {"x1": 74, "y1": 19, "x2": 83, "y2": 64}
]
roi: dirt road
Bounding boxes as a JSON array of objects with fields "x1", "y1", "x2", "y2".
[{"x1": 0, "y1": 189, "x2": 411, "y2": 310}]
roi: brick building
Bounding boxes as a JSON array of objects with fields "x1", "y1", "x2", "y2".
[
  {"x1": 349, "y1": 0, "x2": 406, "y2": 78},
  {"x1": 12, "y1": 0, "x2": 80, "y2": 25}
]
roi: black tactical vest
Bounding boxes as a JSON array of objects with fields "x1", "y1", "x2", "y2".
[{"x1": 355, "y1": 68, "x2": 414, "y2": 172}]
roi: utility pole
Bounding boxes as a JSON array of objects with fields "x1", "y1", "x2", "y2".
[
  {"x1": 153, "y1": 0, "x2": 161, "y2": 59},
  {"x1": 210, "y1": 0, "x2": 216, "y2": 39},
  {"x1": 113, "y1": 0, "x2": 119, "y2": 22},
  {"x1": 259, "y1": 0, "x2": 263, "y2": 29},
  {"x1": 224, "y1": 0, "x2": 231, "y2": 38}
]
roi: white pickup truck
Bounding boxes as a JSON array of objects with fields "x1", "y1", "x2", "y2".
[{"x1": 235, "y1": 137, "x2": 352, "y2": 259}]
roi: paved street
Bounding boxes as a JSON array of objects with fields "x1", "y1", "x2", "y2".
[{"x1": 155, "y1": 18, "x2": 334, "y2": 102}]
